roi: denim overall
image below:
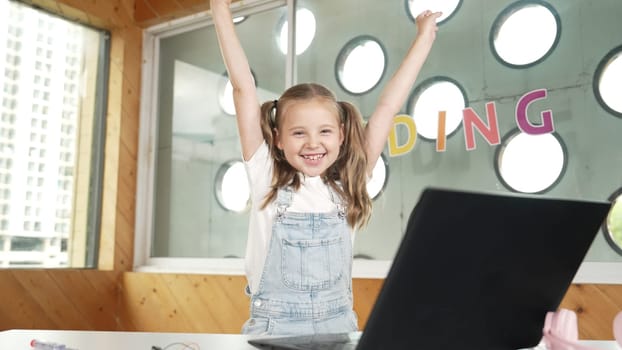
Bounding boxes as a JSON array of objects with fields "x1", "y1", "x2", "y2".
[{"x1": 242, "y1": 186, "x2": 358, "y2": 335}]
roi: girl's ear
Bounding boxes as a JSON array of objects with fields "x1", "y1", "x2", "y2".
[{"x1": 274, "y1": 128, "x2": 282, "y2": 149}]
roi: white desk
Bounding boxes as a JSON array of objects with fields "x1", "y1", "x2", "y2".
[
  {"x1": 0, "y1": 330, "x2": 258, "y2": 350},
  {"x1": 0, "y1": 329, "x2": 619, "y2": 350}
]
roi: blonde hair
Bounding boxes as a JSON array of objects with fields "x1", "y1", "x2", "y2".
[{"x1": 259, "y1": 83, "x2": 372, "y2": 229}]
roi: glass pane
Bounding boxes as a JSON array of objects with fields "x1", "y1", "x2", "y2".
[
  {"x1": 0, "y1": 2, "x2": 106, "y2": 268},
  {"x1": 605, "y1": 192, "x2": 622, "y2": 255},
  {"x1": 276, "y1": 8, "x2": 316, "y2": 55},
  {"x1": 336, "y1": 37, "x2": 385, "y2": 94},
  {"x1": 409, "y1": 78, "x2": 466, "y2": 140},
  {"x1": 492, "y1": 2, "x2": 559, "y2": 67},
  {"x1": 153, "y1": 7, "x2": 284, "y2": 258},
  {"x1": 215, "y1": 160, "x2": 250, "y2": 213},
  {"x1": 367, "y1": 154, "x2": 388, "y2": 200},
  {"x1": 406, "y1": 0, "x2": 461, "y2": 24},
  {"x1": 595, "y1": 48, "x2": 622, "y2": 116},
  {"x1": 219, "y1": 78, "x2": 236, "y2": 116},
  {"x1": 496, "y1": 131, "x2": 566, "y2": 194}
]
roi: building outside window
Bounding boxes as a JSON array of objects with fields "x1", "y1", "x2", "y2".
[{"x1": 0, "y1": 1, "x2": 109, "y2": 268}]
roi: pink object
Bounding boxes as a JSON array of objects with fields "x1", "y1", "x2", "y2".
[
  {"x1": 614, "y1": 311, "x2": 622, "y2": 347},
  {"x1": 542, "y1": 309, "x2": 602, "y2": 350}
]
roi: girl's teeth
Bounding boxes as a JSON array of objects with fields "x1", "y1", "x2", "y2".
[{"x1": 303, "y1": 154, "x2": 322, "y2": 160}]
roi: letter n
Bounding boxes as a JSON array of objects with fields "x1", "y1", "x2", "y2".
[{"x1": 463, "y1": 102, "x2": 500, "y2": 151}]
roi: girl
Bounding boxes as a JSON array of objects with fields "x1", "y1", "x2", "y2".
[{"x1": 211, "y1": 0, "x2": 441, "y2": 336}]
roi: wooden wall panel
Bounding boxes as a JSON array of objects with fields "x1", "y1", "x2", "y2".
[
  {"x1": 116, "y1": 274, "x2": 622, "y2": 340},
  {"x1": 119, "y1": 273, "x2": 249, "y2": 333},
  {"x1": 560, "y1": 284, "x2": 622, "y2": 340},
  {"x1": 0, "y1": 270, "x2": 122, "y2": 331}
]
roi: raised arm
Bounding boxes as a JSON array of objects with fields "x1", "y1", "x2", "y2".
[
  {"x1": 211, "y1": 0, "x2": 263, "y2": 160},
  {"x1": 364, "y1": 10, "x2": 441, "y2": 175}
]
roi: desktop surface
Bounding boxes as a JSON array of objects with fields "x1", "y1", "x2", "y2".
[{"x1": 0, "y1": 329, "x2": 619, "y2": 350}]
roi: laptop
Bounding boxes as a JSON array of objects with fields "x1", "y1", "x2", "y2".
[{"x1": 248, "y1": 187, "x2": 611, "y2": 350}]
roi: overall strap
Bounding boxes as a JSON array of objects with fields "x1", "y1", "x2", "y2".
[
  {"x1": 275, "y1": 186, "x2": 293, "y2": 219},
  {"x1": 327, "y1": 184, "x2": 346, "y2": 217}
]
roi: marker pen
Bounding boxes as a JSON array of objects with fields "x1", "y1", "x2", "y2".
[{"x1": 30, "y1": 339, "x2": 67, "y2": 350}]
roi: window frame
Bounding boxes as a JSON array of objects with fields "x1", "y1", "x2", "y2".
[{"x1": 134, "y1": 0, "x2": 290, "y2": 274}]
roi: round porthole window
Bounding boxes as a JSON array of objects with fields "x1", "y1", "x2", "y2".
[
  {"x1": 215, "y1": 160, "x2": 250, "y2": 212},
  {"x1": 335, "y1": 36, "x2": 386, "y2": 95},
  {"x1": 367, "y1": 153, "x2": 389, "y2": 200},
  {"x1": 233, "y1": 16, "x2": 247, "y2": 24},
  {"x1": 494, "y1": 129, "x2": 566, "y2": 194},
  {"x1": 603, "y1": 188, "x2": 622, "y2": 256},
  {"x1": 407, "y1": 77, "x2": 467, "y2": 141},
  {"x1": 405, "y1": 0, "x2": 462, "y2": 25},
  {"x1": 218, "y1": 71, "x2": 256, "y2": 116},
  {"x1": 593, "y1": 45, "x2": 622, "y2": 118},
  {"x1": 490, "y1": 1, "x2": 560, "y2": 68},
  {"x1": 276, "y1": 8, "x2": 316, "y2": 55}
]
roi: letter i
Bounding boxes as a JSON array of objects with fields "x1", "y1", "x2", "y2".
[{"x1": 436, "y1": 111, "x2": 447, "y2": 152}]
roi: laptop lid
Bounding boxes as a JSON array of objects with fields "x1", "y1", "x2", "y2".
[{"x1": 357, "y1": 187, "x2": 611, "y2": 350}]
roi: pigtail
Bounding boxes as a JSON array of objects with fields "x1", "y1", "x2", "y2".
[
  {"x1": 259, "y1": 99, "x2": 299, "y2": 209},
  {"x1": 328, "y1": 101, "x2": 372, "y2": 229}
]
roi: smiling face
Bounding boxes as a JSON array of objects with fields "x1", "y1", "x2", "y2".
[{"x1": 275, "y1": 98, "x2": 344, "y2": 177}]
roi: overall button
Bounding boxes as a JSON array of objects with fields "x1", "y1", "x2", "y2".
[{"x1": 254, "y1": 300, "x2": 262, "y2": 307}]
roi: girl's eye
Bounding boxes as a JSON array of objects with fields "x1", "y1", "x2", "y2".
[
  {"x1": 293, "y1": 131, "x2": 304, "y2": 136},
  {"x1": 321, "y1": 129, "x2": 332, "y2": 134}
]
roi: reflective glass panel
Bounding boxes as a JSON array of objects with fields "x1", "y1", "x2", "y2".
[
  {"x1": 277, "y1": 8, "x2": 316, "y2": 55},
  {"x1": 409, "y1": 78, "x2": 466, "y2": 140},
  {"x1": 215, "y1": 161, "x2": 250, "y2": 213},
  {"x1": 496, "y1": 131, "x2": 565, "y2": 193},
  {"x1": 336, "y1": 37, "x2": 385, "y2": 94},
  {"x1": 406, "y1": 0, "x2": 461, "y2": 24},
  {"x1": 492, "y1": 2, "x2": 559, "y2": 67},
  {"x1": 604, "y1": 192, "x2": 622, "y2": 255},
  {"x1": 595, "y1": 48, "x2": 622, "y2": 116},
  {"x1": 367, "y1": 154, "x2": 388, "y2": 200}
]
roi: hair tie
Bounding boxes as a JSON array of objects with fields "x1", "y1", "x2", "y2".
[{"x1": 270, "y1": 99, "x2": 278, "y2": 126}]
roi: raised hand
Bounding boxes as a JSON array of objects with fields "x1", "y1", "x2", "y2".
[{"x1": 415, "y1": 10, "x2": 442, "y2": 41}]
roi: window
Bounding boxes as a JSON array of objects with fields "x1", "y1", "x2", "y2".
[
  {"x1": 367, "y1": 153, "x2": 389, "y2": 200},
  {"x1": 407, "y1": 77, "x2": 467, "y2": 141},
  {"x1": 603, "y1": 188, "x2": 622, "y2": 256},
  {"x1": 335, "y1": 36, "x2": 386, "y2": 95},
  {"x1": 218, "y1": 71, "x2": 257, "y2": 116},
  {"x1": 0, "y1": 2, "x2": 109, "y2": 268},
  {"x1": 214, "y1": 160, "x2": 250, "y2": 213},
  {"x1": 490, "y1": 0, "x2": 560, "y2": 68},
  {"x1": 139, "y1": 1, "x2": 284, "y2": 263},
  {"x1": 276, "y1": 8, "x2": 316, "y2": 55},
  {"x1": 405, "y1": 0, "x2": 462, "y2": 24},
  {"x1": 593, "y1": 45, "x2": 622, "y2": 118},
  {"x1": 494, "y1": 129, "x2": 567, "y2": 194}
]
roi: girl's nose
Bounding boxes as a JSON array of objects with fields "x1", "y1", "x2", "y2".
[{"x1": 306, "y1": 135, "x2": 320, "y2": 148}]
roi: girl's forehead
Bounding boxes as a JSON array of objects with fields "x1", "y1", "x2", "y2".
[
  {"x1": 280, "y1": 100, "x2": 340, "y2": 126},
  {"x1": 281, "y1": 98, "x2": 338, "y2": 117}
]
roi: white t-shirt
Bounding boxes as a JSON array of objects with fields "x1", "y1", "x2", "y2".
[{"x1": 244, "y1": 142, "x2": 346, "y2": 294}]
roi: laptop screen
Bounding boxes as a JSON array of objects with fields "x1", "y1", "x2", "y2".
[{"x1": 357, "y1": 188, "x2": 611, "y2": 350}]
